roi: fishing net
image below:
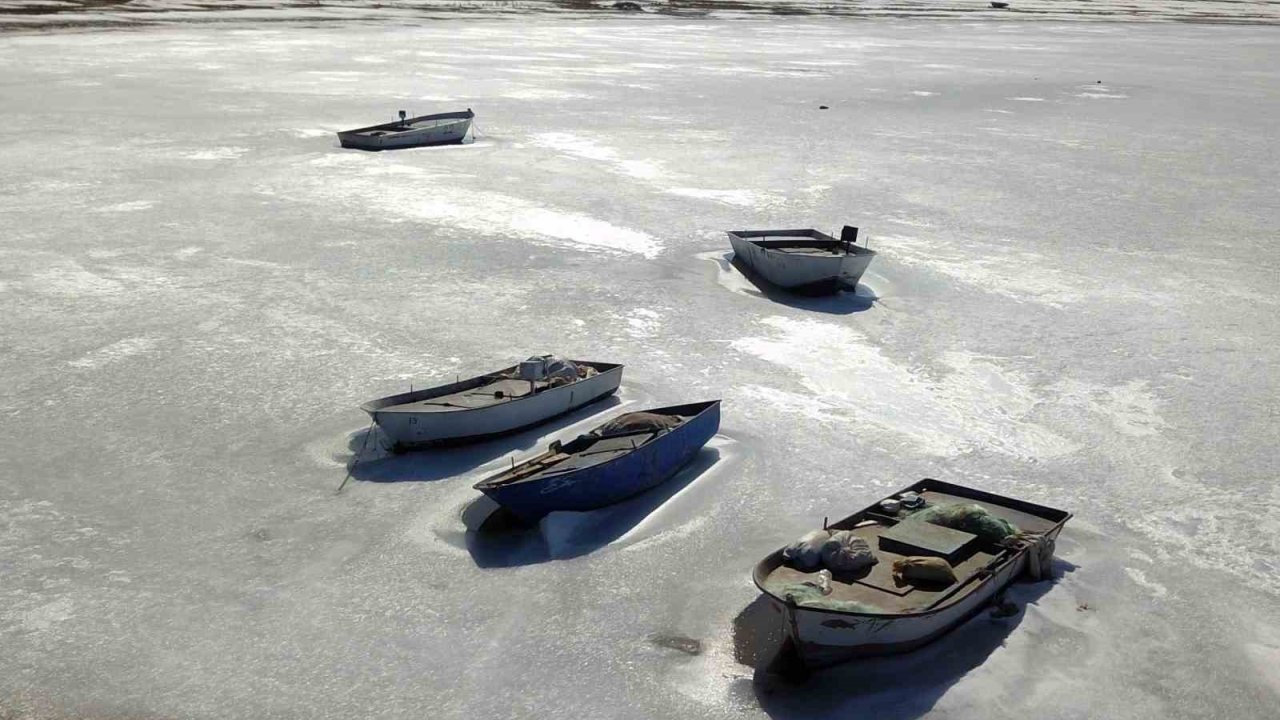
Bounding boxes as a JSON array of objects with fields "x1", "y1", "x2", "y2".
[
  {"x1": 770, "y1": 581, "x2": 882, "y2": 614},
  {"x1": 908, "y1": 503, "x2": 1019, "y2": 543},
  {"x1": 597, "y1": 412, "x2": 680, "y2": 437}
]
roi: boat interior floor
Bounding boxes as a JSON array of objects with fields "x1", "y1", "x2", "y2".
[
  {"x1": 765, "y1": 490, "x2": 1060, "y2": 613},
  {"x1": 491, "y1": 414, "x2": 693, "y2": 486},
  {"x1": 386, "y1": 377, "x2": 558, "y2": 412},
  {"x1": 767, "y1": 246, "x2": 844, "y2": 256},
  {"x1": 367, "y1": 118, "x2": 467, "y2": 134}
]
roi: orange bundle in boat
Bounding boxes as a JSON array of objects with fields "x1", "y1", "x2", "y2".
[{"x1": 892, "y1": 556, "x2": 958, "y2": 585}]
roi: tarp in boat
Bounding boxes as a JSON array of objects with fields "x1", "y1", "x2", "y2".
[
  {"x1": 892, "y1": 556, "x2": 958, "y2": 585},
  {"x1": 821, "y1": 531, "x2": 878, "y2": 573},
  {"x1": 782, "y1": 530, "x2": 829, "y2": 570}
]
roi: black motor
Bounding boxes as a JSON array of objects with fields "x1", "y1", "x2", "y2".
[{"x1": 840, "y1": 225, "x2": 859, "y2": 248}]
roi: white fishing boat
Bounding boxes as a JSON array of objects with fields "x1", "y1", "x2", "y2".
[
  {"x1": 362, "y1": 356, "x2": 623, "y2": 452},
  {"x1": 727, "y1": 226, "x2": 875, "y2": 295},
  {"x1": 337, "y1": 109, "x2": 474, "y2": 151},
  {"x1": 752, "y1": 478, "x2": 1070, "y2": 669}
]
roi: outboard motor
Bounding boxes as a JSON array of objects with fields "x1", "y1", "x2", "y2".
[
  {"x1": 399, "y1": 110, "x2": 407, "y2": 124},
  {"x1": 840, "y1": 225, "x2": 859, "y2": 252},
  {"x1": 519, "y1": 356, "x2": 551, "y2": 381}
]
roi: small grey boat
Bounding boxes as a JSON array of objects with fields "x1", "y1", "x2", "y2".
[
  {"x1": 361, "y1": 356, "x2": 623, "y2": 452},
  {"x1": 337, "y1": 109, "x2": 474, "y2": 151},
  {"x1": 728, "y1": 226, "x2": 875, "y2": 295}
]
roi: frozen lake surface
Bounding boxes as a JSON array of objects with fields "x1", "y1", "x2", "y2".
[{"x1": 1, "y1": 10, "x2": 1278, "y2": 720}]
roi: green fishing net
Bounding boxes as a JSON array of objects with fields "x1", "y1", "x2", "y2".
[
  {"x1": 908, "y1": 502, "x2": 1019, "y2": 543},
  {"x1": 770, "y1": 582, "x2": 882, "y2": 614}
]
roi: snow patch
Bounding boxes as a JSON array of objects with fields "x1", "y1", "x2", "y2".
[
  {"x1": 68, "y1": 337, "x2": 158, "y2": 369},
  {"x1": 29, "y1": 260, "x2": 123, "y2": 297},
  {"x1": 181, "y1": 147, "x2": 249, "y2": 161},
  {"x1": 616, "y1": 308, "x2": 663, "y2": 339},
  {"x1": 732, "y1": 316, "x2": 1076, "y2": 459},
  {"x1": 665, "y1": 188, "x2": 774, "y2": 207},
  {"x1": 503, "y1": 88, "x2": 589, "y2": 100},
  {"x1": 532, "y1": 132, "x2": 663, "y2": 180},
  {"x1": 18, "y1": 597, "x2": 74, "y2": 633},
  {"x1": 1052, "y1": 378, "x2": 1166, "y2": 437},
  {"x1": 96, "y1": 200, "x2": 154, "y2": 213},
  {"x1": 1125, "y1": 567, "x2": 1169, "y2": 599},
  {"x1": 285, "y1": 163, "x2": 662, "y2": 258}
]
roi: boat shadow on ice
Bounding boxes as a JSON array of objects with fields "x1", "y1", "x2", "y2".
[
  {"x1": 704, "y1": 250, "x2": 877, "y2": 315},
  {"x1": 736, "y1": 558, "x2": 1078, "y2": 720},
  {"x1": 461, "y1": 445, "x2": 723, "y2": 568},
  {"x1": 342, "y1": 395, "x2": 623, "y2": 485}
]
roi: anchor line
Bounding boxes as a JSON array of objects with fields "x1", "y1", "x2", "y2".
[{"x1": 336, "y1": 418, "x2": 376, "y2": 495}]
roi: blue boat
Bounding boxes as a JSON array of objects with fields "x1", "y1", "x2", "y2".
[{"x1": 473, "y1": 401, "x2": 721, "y2": 523}]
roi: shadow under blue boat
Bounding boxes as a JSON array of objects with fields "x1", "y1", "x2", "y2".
[
  {"x1": 740, "y1": 558, "x2": 1078, "y2": 720},
  {"x1": 342, "y1": 394, "x2": 623, "y2": 485},
  {"x1": 463, "y1": 445, "x2": 723, "y2": 568},
  {"x1": 716, "y1": 251, "x2": 877, "y2": 315}
]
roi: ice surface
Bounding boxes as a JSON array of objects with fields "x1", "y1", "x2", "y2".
[{"x1": 1, "y1": 9, "x2": 1279, "y2": 720}]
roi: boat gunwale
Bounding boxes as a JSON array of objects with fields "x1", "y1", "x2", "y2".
[
  {"x1": 360, "y1": 361, "x2": 624, "y2": 415},
  {"x1": 752, "y1": 478, "x2": 1071, "y2": 620},
  {"x1": 471, "y1": 399, "x2": 722, "y2": 491},
  {"x1": 727, "y1": 228, "x2": 877, "y2": 258},
  {"x1": 337, "y1": 109, "x2": 475, "y2": 138}
]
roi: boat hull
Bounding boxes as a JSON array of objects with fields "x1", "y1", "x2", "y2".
[
  {"x1": 364, "y1": 364, "x2": 623, "y2": 451},
  {"x1": 767, "y1": 524, "x2": 1065, "y2": 668},
  {"x1": 728, "y1": 233, "x2": 873, "y2": 295},
  {"x1": 476, "y1": 401, "x2": 720, "y2": 523},
  {"x1": 338, "y1": 119, "x2": 471, "y2": 150}
]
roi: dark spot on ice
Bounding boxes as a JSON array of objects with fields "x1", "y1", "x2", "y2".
[
  {"x1": 651, "y1": 633, "x2": 702, "y2": 655},
  {"x1": 818, "y1": 105, "x2": 829, "y2": 109},
  {"x1": 613, "y1": 1, "x2": 643, "y2": 10}
]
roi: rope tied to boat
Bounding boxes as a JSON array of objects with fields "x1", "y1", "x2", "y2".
[{"x1": 1000, "y1": 531, "x2": 1055, "y2": 581}]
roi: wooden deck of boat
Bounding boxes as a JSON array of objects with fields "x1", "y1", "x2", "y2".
[
  {"x1": 385, "y1": 377, "x2": 552, "y2": 413},
  {"x1": 351, "y1": 117, "x2": 467, "y2": 137},
  {"x1": 764, "y1": 245, "x2": 843, "y2": 256},
  {"x1": 497, "y1": 432, "x2": 661, "y2": 485},
  {"x1": 764, "y1": 489, "x2": 1060, "y2": 614},
  {"x1": 484, "y1": 412, "x2": 694, "y2": 486}
]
